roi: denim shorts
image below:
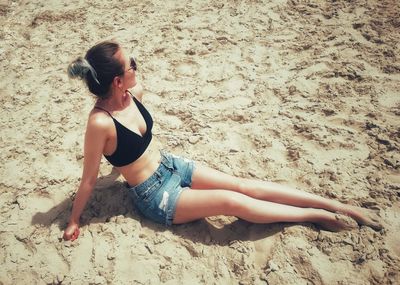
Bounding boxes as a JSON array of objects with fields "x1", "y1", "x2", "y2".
[{"x1": 127, "y1": 152, "x2": 195, "y2": 226}]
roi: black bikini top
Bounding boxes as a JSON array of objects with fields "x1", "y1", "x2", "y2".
[{"x1": 94, "y1": 92, "x2": 153, "y2": 167}]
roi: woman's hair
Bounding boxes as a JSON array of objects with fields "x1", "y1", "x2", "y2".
[{"x1": 67, "y1": 40, "x2": 124, "y2": 98}]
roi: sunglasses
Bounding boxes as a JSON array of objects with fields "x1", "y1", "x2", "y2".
[{"x1": 127, "y1": 56, "x2": 137, "y2": 71}]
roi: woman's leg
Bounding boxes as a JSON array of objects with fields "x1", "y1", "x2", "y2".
[
  {"x1": 173, "y1": 189, "x2": 356, "y2": 232},
  {"x1": 190, "y1": 164, "x2": 382, "y2": 230},
  {"x1": 191, "y1": 164, "x2": 341, "y2": 210}
]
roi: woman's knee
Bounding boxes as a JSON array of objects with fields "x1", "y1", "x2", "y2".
[
  {"x1": 237, "y1": 177, "x2": 252, "y2": 194},
  {"x1": 237, "y1": 177, "x2": 265, "y2": 198},
  {"x1": 219, "y1": 191, "x2": 250, "y2": 216}
]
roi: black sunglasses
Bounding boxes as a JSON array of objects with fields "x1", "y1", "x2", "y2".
[{"x1": 128, "y1": 56, "x2": 137, "y2": 71}]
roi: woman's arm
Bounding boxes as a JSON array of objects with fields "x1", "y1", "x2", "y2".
[{"x1": 63, "y1": 114, "x2": 108, "y2": 241}]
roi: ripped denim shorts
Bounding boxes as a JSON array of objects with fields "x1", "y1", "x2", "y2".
[{"x1": 127, "y1": 151, "x2": 195, "y2": 226}]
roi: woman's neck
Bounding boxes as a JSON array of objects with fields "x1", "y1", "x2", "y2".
[{"x1": 97, "y1": 90, "x2": 129, "y2": 111}]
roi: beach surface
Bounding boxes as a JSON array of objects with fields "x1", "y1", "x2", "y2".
[{"x1": 0, "y1": 0, "x2": 399, "y2": 284}]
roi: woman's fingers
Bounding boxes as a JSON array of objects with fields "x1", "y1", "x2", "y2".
[
  {"x1": 71, "y1": 228, "x2": 80, "y2": 241},
  {"x1": 63, "y1": 230, "x2": 72, "y2": 240},
  {"x1": 63, "y1": 224, "x2": 80, "y2": 241}
]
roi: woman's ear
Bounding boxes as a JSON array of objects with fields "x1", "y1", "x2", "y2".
[{"x1": 112, "y1": 76, "x2": 123, "y2": 89}]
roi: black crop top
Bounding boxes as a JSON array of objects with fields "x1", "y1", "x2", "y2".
[{"x1": 94, "y1": 92, "x2": 153, "y2": 167}]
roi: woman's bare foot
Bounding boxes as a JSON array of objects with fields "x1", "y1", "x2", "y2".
[
  {"x1": 315, "y1": 211, "x2": 359, "y2": 232},
  {"x1": 337, "y1": 204, "x2": 383, "y2": 231}
]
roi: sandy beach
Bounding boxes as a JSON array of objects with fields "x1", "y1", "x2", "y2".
[{"x1": 0, "y1": 0, "x2": 399, "y2": 284}]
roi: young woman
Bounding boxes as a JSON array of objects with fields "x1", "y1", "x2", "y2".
[{"x1": 63, "y1": 40, "x2": 381, "y2": 241}]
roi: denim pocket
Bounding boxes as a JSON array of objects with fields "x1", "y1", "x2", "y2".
[
  {"x1": 168, "y1": 153, "x2": 194, "y2": 188},
  {"x1": 160, "y1": 153, "x2": 175, "y2": 172}
]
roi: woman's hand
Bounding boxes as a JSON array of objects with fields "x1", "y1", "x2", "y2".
[{"x1": 63, "y1": 221, "x2": 80, "y2": 241}]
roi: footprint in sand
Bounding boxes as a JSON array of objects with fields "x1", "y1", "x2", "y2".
[
  {"x1": 174, "y1": 61, "x2": 199, "y2": 77},
  {"x1": 92, "y1": 231, "x2": 116, "y2": 280}
]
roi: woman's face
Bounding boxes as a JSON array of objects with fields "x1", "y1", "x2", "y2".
[{"x1": 115, "y1": 48, "x2": 137, "y2": 90}]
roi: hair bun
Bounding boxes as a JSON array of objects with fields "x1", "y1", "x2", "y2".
[{"x1": 67, "y1": 57, "x2": 100, "y2": 84}]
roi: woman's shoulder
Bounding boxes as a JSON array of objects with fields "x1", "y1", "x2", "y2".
[{"x1": 86, "y1": 108, "x2": 114, "y2": 132}]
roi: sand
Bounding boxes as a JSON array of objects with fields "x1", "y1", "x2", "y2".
[{"x1": 0, "y1": 0, "x2": 399, "y2": 284}]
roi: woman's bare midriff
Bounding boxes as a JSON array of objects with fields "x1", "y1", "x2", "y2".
[{"x1": 115, "y1": 139, "x2": 162, "y2": 187}]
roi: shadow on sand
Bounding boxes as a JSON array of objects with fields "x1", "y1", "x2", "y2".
[{"x1": 31, "y1": 167, "x2": 304, "y2": 245}]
